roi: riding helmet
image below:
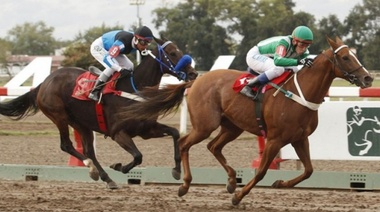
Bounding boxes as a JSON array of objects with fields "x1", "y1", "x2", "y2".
[
  {"x1": 135, "y1": 26, "x2": 153, "y2": 41},
  {"x1": 292, "y1": 26, "x2": 313, "y2": 44}
]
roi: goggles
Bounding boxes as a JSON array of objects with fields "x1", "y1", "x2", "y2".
[
  {"x1": 297, "y1": 42, "x2": 311, "y2": 48},
  {"x1": 294, "y1": 38, "x2": 312, "y2": 48},
  {"x1": 135, "y1": 35, "x2": 152, "y2": 46}
]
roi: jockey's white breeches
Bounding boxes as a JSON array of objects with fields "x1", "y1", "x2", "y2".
[{"x1": 246, "y1": 46, "x2": 298, "y2": 80}]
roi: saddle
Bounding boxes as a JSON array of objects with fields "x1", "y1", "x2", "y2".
[
  {"x1": 71, "y1": 67, "x2": 121, "y2": 101},
  {"x1": 233, "y1": 70, "x2": 292, "y2": 98}
]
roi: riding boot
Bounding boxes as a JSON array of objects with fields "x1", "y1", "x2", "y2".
[
  {"x1": 88, "y1": 79, "x2": 106, "y2": 101},
  {"x1": 240, "y1": 77, "x2": 261, "y2": 98}
]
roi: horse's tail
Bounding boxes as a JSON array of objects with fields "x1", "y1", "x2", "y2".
[
  {"x1": 0, "y1": 85, "x2": 40, "y2": 120},
  {"x1": 121, "y1": 81, "x2": 194, "y2": 120}
]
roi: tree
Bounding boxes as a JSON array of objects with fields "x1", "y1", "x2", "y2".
[
  {"x1": 61, "y1": 24, "x2": 123, "y2": 69},
  {"x1": 344, "y1": 0, "x2": 380, "y2": 69},
  {"x1": 0, "y1": 38, "x2": 12, "y2": 76},
  {"x1": 316, "y1": 15, "x2": 345, "y2": 51},
  {"x1": 6, "y1": 21, "x2": 57, "y2": 55},
  {"x1": 153, "y1": 0, "x2": 233, "y2": 70}
]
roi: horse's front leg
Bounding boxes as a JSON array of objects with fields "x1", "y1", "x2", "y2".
[
  {"x1": 232, "y1": 139, "x2": 283, "y2": 205},
  {"x1": 76, "y1": 127, "x2": 119, "y2": 189},
  {"x1": 207, "y1": 125, "x2": 243, "y2": 193},
  {"x1": 177, "y1": 134, "x2": 192, "y2": 197},
  {"x1": 160, "y1": 124, "x2": 181, "y2": 180},
  {"x1": 109, "y1": 131, "x2": 142, "y2": 174},
  {"x1": 272, "y1": 138, "x2": 313, "y2": 188}
]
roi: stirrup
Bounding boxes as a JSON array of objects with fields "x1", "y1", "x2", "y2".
[
  {"x1": 240, "y1": 86, "x2": 257, "y2": 99},
  {"x1": 88, "y1": 92, "x2": 99, "y2": 101}
]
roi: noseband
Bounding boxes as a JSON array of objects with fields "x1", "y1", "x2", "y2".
[{"x1": 323, "y1": 45, "x2": 363, "y2": 84}]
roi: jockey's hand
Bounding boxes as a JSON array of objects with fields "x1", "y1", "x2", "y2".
[
  {"x1": 298, "y1": 58, "x2": 314, "y2": 67},
  {"x1": 120, "y1": 68, "x2": 133, "y2": 78}
]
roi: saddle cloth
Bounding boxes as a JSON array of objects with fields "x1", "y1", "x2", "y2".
[
  {"x1": 71, "y1": 71, "x2": 121, "y2": 101},
  {"x1": 232, "y1": 71, "x2": 291, "y2": 93}
]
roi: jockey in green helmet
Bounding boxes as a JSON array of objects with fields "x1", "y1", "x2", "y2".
[{"x1": 241, "y1": 25, "x2": 314, "y2": 99}]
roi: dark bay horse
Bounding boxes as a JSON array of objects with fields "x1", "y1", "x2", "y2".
[
  {"x1": 117, "y1": 36, "x2": 373, "y2": 204},
  {"x1": 0, "y1": 37, "x2": 198, "y2": 189}
]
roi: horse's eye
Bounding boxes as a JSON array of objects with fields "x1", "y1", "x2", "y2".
[
  {"x1": 342, "y1": 56, "x2": 349, "y2": 60},
  {"x1": 170, "y1": 52, "x2": 176, "y2": 57}
]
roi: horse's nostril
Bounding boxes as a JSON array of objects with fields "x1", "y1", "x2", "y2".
[{"x1": 365, "y1": 76, "x2": 374, "y2": 83}]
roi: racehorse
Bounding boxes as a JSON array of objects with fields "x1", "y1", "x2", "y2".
[
  {"x1": 0, "y1": 37, "x2": 198, "y2": 189},
  {"x1": 116, "y1": 36, "x2": 373, "y2": 204}
]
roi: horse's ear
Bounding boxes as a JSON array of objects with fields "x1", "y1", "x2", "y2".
[
  {"x1": 335, "y1": 36, "x2": 343, "y2": 45},
  {"x1": 154, "y1": 36, "x2": 163, "y2": 45},
  {"x1": 159, "y1": 33, "x2": 169, "y2": 41},
  {"x1": 326, "y1": 35, "x2": 338, "y2": 51}
]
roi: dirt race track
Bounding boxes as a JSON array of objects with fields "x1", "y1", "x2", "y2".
[{"x1": 0, "y1": 112, "x2": 380, "y2": 211}]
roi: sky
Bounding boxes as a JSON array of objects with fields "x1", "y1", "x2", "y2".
[{"x1": 0, "y1": 0, "x2": 363, "y2": 41}]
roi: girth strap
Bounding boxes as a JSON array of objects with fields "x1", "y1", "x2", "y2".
[
  {"x1": 254, "y1": 91, "x2": 267, "y2": 138},
  {"x1": 95, "y1": 103, "x2": 108, "y2": 133}
]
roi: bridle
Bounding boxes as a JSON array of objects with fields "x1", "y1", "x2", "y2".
[
  {"x1": 129, "y1": 40, "x2": 192, "y2": 93},
  {"x1": 141, "y1": 41, "x2": 189, "y2": 81},
  {"x1": 322, "y1": 45, "x2": 363, "y2": 84}
]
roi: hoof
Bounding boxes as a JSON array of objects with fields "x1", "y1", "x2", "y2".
[
  {"x1": 226, "y1": 183, "x2": 236, "y2": 194},
  {"x1": 231, "y1": 193, "x2": 241, "y2": 205},
  {"x1": 172, "y1": 168, "x2": 181, "y2": 180},
  {"x1": 89, "y1": 169, "x2": 99, "y2": 181},
  {"x1": 178, "y1": 186, "x2": 188, "y2": 197},
  {"x1": 272, "y1": 180, "x2": 284, "y2": 188},
  {"x1": 106, "y1": 181, "x2": 119, "y2": 190},
  {"x1": 109, "y1": 163, "x2": 122, "y2": 171},
  {"x1": 89, "y1": 172, "x2": 99, "y2": 181}
]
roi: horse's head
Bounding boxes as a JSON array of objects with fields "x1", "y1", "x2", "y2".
[
  {"x1": 141, "y1": 37, "x2": 198, "y2": 82},
  {"x1": 326, "y1": 36, "x2": 373, "y2": 88}
]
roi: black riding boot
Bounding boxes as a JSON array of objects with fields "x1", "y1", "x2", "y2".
[
  {"x1": 240, "y1": 77, "x2": 261, "y2": 99},
  {"x1": 88, "y1": 79, "x2": 105, "y2": 101}
]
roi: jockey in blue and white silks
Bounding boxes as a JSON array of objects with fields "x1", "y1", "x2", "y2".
[{"x1": 88, "y1": 26, "x2": 154, "y2": 101}]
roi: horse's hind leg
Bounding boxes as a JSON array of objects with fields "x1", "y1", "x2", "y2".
[
  {"x1": 272, "y1": 138, "x2": 313, "y2": 188},
  {"x1": 207, "y1": 121, "x2": 243, "y2": 194},
  {"x1": 42, "y1": 113, "x2": 89, "y2": 166},
  {"x1": 178, "y1": 129, "x2": 212, "y2": 197}
]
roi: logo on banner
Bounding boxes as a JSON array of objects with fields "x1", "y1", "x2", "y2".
[{"x1": 346, "y1": 106, "x2": 380, "y2": 156}]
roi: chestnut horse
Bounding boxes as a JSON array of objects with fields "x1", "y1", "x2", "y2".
[
  {"x1": 0, "y1": 37, "x2": 198, "y2": 189},
  {"x1": 117, "y1": 36, "x2": 373, "y2": 204}
]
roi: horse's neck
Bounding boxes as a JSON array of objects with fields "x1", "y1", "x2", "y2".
[
  {"x1": 292, "y1": 50, "x2": 335, "y2": 104},
  {"x1": 133, "y1": 57, "x2": 163, "y2": 88}
]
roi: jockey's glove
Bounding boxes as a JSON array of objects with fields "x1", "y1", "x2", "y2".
[
  {"x1": 120, "y1": 68, "x2": 133, "y2": 78},
  {"x1": 298, "y1": 58, "x2": 314, "y2": 67}
]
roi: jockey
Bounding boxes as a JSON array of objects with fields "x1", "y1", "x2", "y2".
[
  {"x1": 240, "y1": 25, "x2": 314, "y2": 98},
  {"x1": 88, "y1": 26, "x2": 154, "y2": 101}
]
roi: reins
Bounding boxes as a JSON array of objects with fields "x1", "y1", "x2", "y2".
[{"x1": 124, "y1": 41, "x2": 190, "y2": 96}]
